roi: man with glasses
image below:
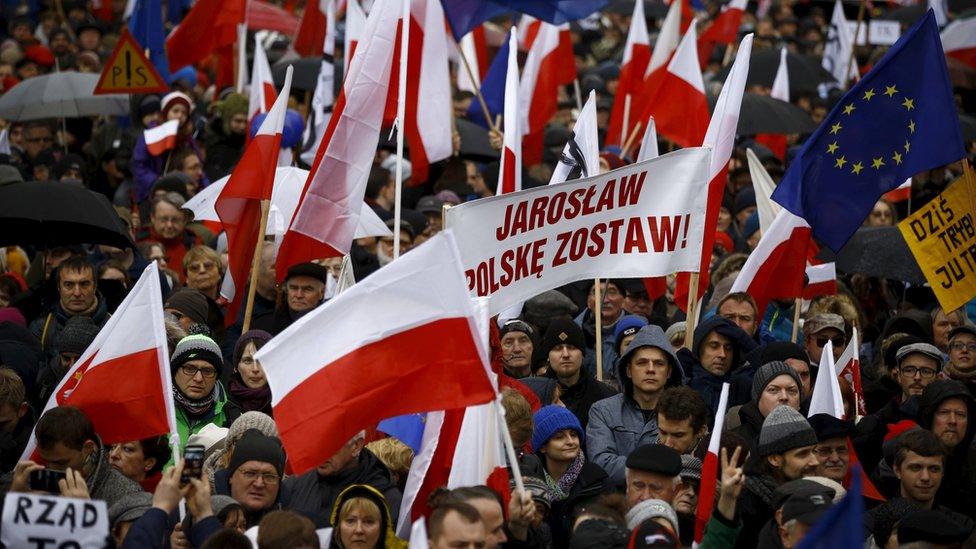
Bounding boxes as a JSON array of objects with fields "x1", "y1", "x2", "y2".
[
  {"x1": 22, "y1": 121, "x2": 55, "y2": 167},
  {"x1": 219, "y1": 429, "x2": 288, "y2": 527},
  {"x1": 946, "y1": 326, "x2": 976, "y2": 393},
  {"x1": 136, "y1": 192, "x2": 202, "y2": 282},
  {"x1": 808, "y1": 414, "x2": 853, "y2": 484},
  {"x1": 170, "y1": 334, "x2": 241, "y2": 450},
  {"x1": 802, "y1": 313, "x2": 846, "y2": 366}
]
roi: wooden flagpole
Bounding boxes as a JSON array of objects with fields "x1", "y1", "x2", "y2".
[
  {"x1": 683, "y1": 273, "x2": 700, "y2": 350},
  {"x1": 594, "y1": 278, "x2": 604, "y2": 382},
  {"x1": 457, "y1": 47, "x2": 500, "y2": 133},
  {"x1": 844, "y1": 0, "x2": 867, "y2": 90},
  {"x1": 791, "y1": 297, "x2": 803, "y2": 343},
  {"x1": 242, "y1": 199, "x2": 271, "y2": 332}
]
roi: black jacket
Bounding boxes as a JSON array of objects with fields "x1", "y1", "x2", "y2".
[
  {"x1": 734, "y1": 474, "x2": 780, "y2": 549},
  {"x1": 854, "y1": 397, "x2": 918, "y2": 477},
  {"x1": 548, "y1": 370, "x2": 616, "y2": 431},
  {"x1": 917, "y1": 380, "x2": 976, "y2": 518},
  {"x1": 546, "y1": 461, "x2": 609, "y2": 548}
]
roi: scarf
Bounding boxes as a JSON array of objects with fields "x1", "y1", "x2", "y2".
[
  {"x1": 174, "y1": 384, "x2": 217, "y2": 417},
  {"x1": 229, "y1": 378, "x2": 272, "y2": 414},
  {"x1": 544, "y1": 452, "x2": 585, "y2": 502},
  {"x1": 944, "y1": 363, "x2": 976, "y2": 382}
]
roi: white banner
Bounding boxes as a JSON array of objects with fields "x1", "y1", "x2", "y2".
[
  {"x1": 2, "y1": 493, "x2": 108, "y2": 549},
  {"x1": 446, "y1": 148, "x2": 711, "y2": 315}
]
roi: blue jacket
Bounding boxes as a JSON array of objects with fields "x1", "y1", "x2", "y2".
[{"x1": 122, "y1": 508, "x2": 222, "y2": 548}]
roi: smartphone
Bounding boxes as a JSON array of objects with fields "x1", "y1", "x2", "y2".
[
  {"x1": 29, "y1": 469, "x2": 66, "y2": 493},
  {"x1": 181, "y1": 444, "x2": 205, "y2": 485}
]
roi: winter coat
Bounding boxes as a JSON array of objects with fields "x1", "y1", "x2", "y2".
[
  {"x1": 547, "y1": 368, "x2": 617, "y2": 432},
  {"x1": 699, "y1": 510, "x2": 741, "y2": 549},
  {"x1": 121, "y1": 507, "x2": 223, "y2": 549},
  {"x1": 586, "y1": 326, "x2": 682, "y2": 484},
  {"x1": 285, "y1": 449, "x2": 403, "y2": 528},
  {"x1": 734, "y1": 474, "x2": 779, "y2": 549},
  {"x1": 86, "y1": 438, "x2": 144, "y2": 508},
  {"x1": 575, "y1": 308, "x2": 622, "y2": 382},
  {"x1": 0, "y1": 407, "x2": 34, "y2": 473},
  {"x1": 547, "y1": 460, "x2": 610, "y2": 549},
  {"x1": 917, "y1": 381, "x2": 976, "y2": 518},
  {"x1": 853, "y1": 397, "x2": 918, "y2": 478},
  {"x1": 250, "y1": 305, "x2": 306, "y2": 336},
  {"x1": 730, "y1": 401, "x2": 766, "y2": 467},
  {"x1": 131, "y1": 123, "x2": 207, "y2": 202},
  {"x1": 679, "y1": 316, "x2": 756, "y2": 418},
  {"x1": 29, "y1": 294, "x2": 109, "y2": 361},
  {"x1": 0, "y1": 320, "x2": 45, "y2": 402},
  {"x1": 174, "y1": 383, "x2": 241, "y2": 452}
]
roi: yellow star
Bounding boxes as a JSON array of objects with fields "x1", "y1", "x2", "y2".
[
  {"x1": 851, "y1": 162, "x2": 864, "y2": 175},
  {"x1": 843, "y1": 103, "x2": 856, "y2": 115},
  {"x1": 902, "y1": 97, "x2": 914, "y2": 110},
  {"x1": 863, "y1": 89, "x2": 876, "y2": 101},
  {"x1": 835, "y1": 155, "x2": 847, "y2": 169},
  {"x1": 904, "y1": 140, "x2": 911, "y2": 152},
  {"x1": 892, "y1": 151, "x2": 903, "y2": 165},
  {"x1": 908, "y1": 120, "x2": 916, "y2": 133},
  {"x1": 884, "y1": 85, "x2": 898, "y2": 97},
  {"x1": 826, "y1": 141, "x2": 839, "y2": 154},
  {"x1": 830, "y1": 122, "x2": 843, "y2": 135},
  {"x1": 872, "y1": 157, "x2": 885, "y2": 169}
]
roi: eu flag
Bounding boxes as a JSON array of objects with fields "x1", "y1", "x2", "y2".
[
  {"x1": 771, "y1": 10, "x2": 965, "y2": 252},
  {"x1": 441, "y1": 0, "x2": 607, "y2": 42},
  {"x1": 129, "y1": 0, "x2": 170, "y2": 82}
]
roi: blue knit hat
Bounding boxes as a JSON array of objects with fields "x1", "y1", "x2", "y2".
[
  {"x1": 532, "y1": 405, "x2": 583, "y2": 452},
  {"x1": 614, "y1": 314, "x2": 648, "y2": 353}
]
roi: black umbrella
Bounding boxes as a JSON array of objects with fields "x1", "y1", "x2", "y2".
[
  {"x1": 272, "y1": 57, "x2": 323, "y2": 92},
  {"x1": 817, "y1": 226, "x2": 926, "y2": 284},
  {"x1": 457, "y1": 119, "x2": 500, "y2": 162},
  {"x1": 0, "y1": 181, "x2": 134, "y2": 249},
  {"x1": 714, "y1": 92, "x2": 817, "y2": 135},
  {"x1": 714, "y1": 49, "x2": 837, "y2": 98}
]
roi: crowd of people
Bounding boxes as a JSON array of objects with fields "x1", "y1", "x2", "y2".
[{"x1": 0, "y1": 0, "x2": 975, "y2": 547}]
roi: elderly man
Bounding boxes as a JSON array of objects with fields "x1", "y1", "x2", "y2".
[
  {"x1": 215, "y1": 429, "x2": 288, "y2": 527},
  {"x1": 251, "y1": 262, "x2": 328, "y2": 335},
  {"x1": 499, "y1": 320, "x2": 536, "y2": 379},
  {"x1": 624, "y1": 444, "x2": 683, "y2": 509},
  {"x1": 808, "y1": 414, "x2": 853, "y2": 484},
  {"x1": 918, "y1": 380, "x2": 976, "y2": 518},
  {"x1": 802, "y1": 313, "x2": 846, "y2": 365},
  {"x1": 575, "y1": 280, "x2": 626, "y2": 380},
  {"x1": 30, "y1": 255, "x2": 110, "y2": 360},
  {"x1": 135, "y1": 193, "x2": 201, "y2": 282}
]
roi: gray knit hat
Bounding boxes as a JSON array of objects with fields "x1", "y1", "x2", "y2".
[
  {"x1": 626, "y1": 498, "x2": 680, "y2": 533},
  {"x1": 752, "y1": 361, "x2": 805, "y2": 402},
  {"x1": 665, "y1": 321, "x2": 687, "y2": 344},
  {"x1": 680, "y1": 455, "x2": 702, "y2": 483},
  {"x1": 171, "y1": 334, "x2": 223, "y2": 376},
  {"x1": 58, "y1": 316, "x2": 100, "y2": 355},
  {"x1": 758, "y1": 405, "x2": 818, "y2": 456}
]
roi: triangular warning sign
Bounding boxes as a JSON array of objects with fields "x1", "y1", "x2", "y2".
[{"x1": 94, "y1": 29, "x2": 169, "y2": 95}]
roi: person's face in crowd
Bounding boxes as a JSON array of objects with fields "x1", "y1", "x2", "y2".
[
  {"x1": 718, "y1": 299, "x2": 757, "y2": 336},
  {"x1": 768, "y1": 445, "x2": 819, "y2": 481},
  {"x1": 12, "y1": 23, "x2": 32, "y2": 42},
  {"x1": 932, "y1": 397, "x2": 969, "y2": 449},
  {"x1": 150, "y1": 200, "x2": 186, "y2": 240},
  {"x1": 466, "y1": 162, "x2": 489, "y2": 196},
  {"x1": 338, "y1": 504, "x2": 382, "y2": 549},
  {"x1": 17, "y1": 62, "x2": 39, "y2": 80},
  {"x1": 59, "y1": 351, "x2": 80, "y2": 372},
  {"x1": 735, "y1": 206, "x2": 757, "y2": 232},
  {"x1": 894, "y1": 354, "x2": 940, "y2": 400},
  {"x1": 894, "y1": 451, "x2": 943, "y2": 505},
  {"x1": 229, "y1": 113, "x2": 249, "y2": 135},
  {"x1": 317, "y1": 436, "x2": 364, "y2": 477},
  {"x1": 867, "y1": 201, "x2": 895, "y2": 227},
  {"x1": 286, "y1": 275, "x2": 325, "y2": 313},
  {"x1": 627, "y1": 347, "x2": 672, "y2": 397},
  {"x1": 109, "y1": 441, "x2": 155, "y2": 483},
  {"x1": 541, "y1": 428, "x2": 581, "y2": 464},
  {"x1": 717, "y1": 206, "x2": 732, "y2": 232},
  {"x1": 180, "y1": 153, "x2": 204, "y2": 192},
  {"x1": 673, "y1": 480, "x2": 698, "y2": 515},
  {"x1": 39, "y1": 439, "x2": 96, "y2": 478},
  {"x1": 948, "y1": 333, "x2": 976, "y2": 372},
  {"x1": 145, "y1": 244, "x2": 168, "y2": 269},
  {"x1": 626, "y1": 468, "x2": 678, "y2": 508},
  {"x1": 223, "y1": 507, "x2": 247, "y2": 532},
  {"x1": 49, "y1": 32, "x2": 71, "y2": 55},
  {"x1": 256, "y1": 244, "x2": 276, "y2": 299},
  {"x1": 784, "y1": 358, "x2": 812, "y2": 396},
  {"x1": 166, "y1": 103, "x2": 189, "y2": 126},
  {"x1": 0, "y1": 402, "x2": 26, "y2": 433},
  {"x1": 500, "y1": 330, "x2": 533, "y2": 377},
  {"x1": 758, "y1": 376, "x2": 802, "y2": 417},
  {"x1": 467, "y1": 498, "x2": 507, "y2": 549},
  {"x1": 429, "y1": 510, "x2": 487, "y2": 549},
  {"x1": 165, "y1": 307, "x2": 195, "y2": 332},
  {"x1": 933, "y1": 309, "x2": 962, "y2": 352},
  {"x1": 59, "y1": 164, "x2": 83, "y2": 182},
  {"x1": 623, "y1": 289, "x2": 653, "y2": 317},
  {"x1": 186, "y1": 254, "x2": 220, "y2": 293},
  {"x1": 813, "y1": 438, "x2": 850, "y2": 483},
  {"x1": 174, "y1": 359, "x2": 218, "y2": 399},
  {"x1": 77, "y1": 29, "x2": 100, "y2": 51},
  {"x1": 379, "y1": 230, "x2": 413, "y2": 262},
  {"x1": 657, "y1": 414, "x2": 704, "y2": 455},
  {"x1": 587, "y1": 282, "x2": 624, "y2": 323},
  {"x1": 804, "y1": 327, "x2": 845, "y2": 365},
  {"x1": 699, "y1": 331, "x2": 734, "y2": 376},
  {"x1": 24, "y1": 126, "x2": 53, "y2": 159},
  {"x1": 33, "y1": 163, "x2": 51, "y2": 182},
  {"x1": 237, "y1": 342, "x2": 268, "y2": 389},
  {"x1": 779, "y1": 519, "x2": 811, "y2": 549},
  {"x1": 453, "y1": 96, "x2": 473, "y2": 117},
  {"x1": 548, "y1": 344, "x2": 583, "y2": 382},
  {"x1": 59, "y1": 266, "x2": 96, "y2": 315},
  {"x1": 229, "y1": 460, "x2": 280, "y2": 512}
]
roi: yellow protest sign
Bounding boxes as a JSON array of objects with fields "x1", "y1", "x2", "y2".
[
  {"x1": 93, "y1": 29, "x2": 168, "y2": 95},
  {"x1": 898, "y1": 165, "x2": 976, "y2": 312}
]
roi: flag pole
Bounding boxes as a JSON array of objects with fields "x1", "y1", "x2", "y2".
[
  {"x1": 684, "y1": 273, "x2": 700, "y2": 350},
  {"x1": 573, "y1": 79, "x2": 583, "y2": 110},
  {"x1": 393, "y1": 0, "x2": 411, "y2": 260},
  {"x1": 495, "y1": 398, "x2": 525, "y2": 494},
  {"x1": 844, "y1": 0, "x2": 867, "y2": 89},
  {"x1": 791, "y1": 297, "x2": 802, "y2": 343},
  {"x1": 457, "y1": 47, "x2": 500, "y2": 133},
  {"x1": 621, "y1": 94, "x2": 631, "y2": 146},
  {"x1": 242, "y1": 199, "x2": 271, "y2": 332},
  {"x1": 621, "y1": 121, "x2": 644, "y2": 159},
  {"x1": 595, "y1": 278, "x2": 603, "y2": 381}
]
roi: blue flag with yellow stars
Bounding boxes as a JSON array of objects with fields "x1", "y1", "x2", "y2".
[{"x1": 771, "y1": 10, "x2": 965, "y2": 252}]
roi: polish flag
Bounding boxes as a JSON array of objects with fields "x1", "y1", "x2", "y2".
[
  {"x1": 606, "y1": 0, "x2": 651, "y2": 147},
  {"x1": 497, "y1": 29, "x2": 521, "y2": 195},
  {"x1": 21, "y1": 263, "x2": 178, "y2": 460},
  {"x1": 517, "y1": 14, "x2": 542, "y2": 50},
  {"x1": 397, "y1": 401, "x2": 510, "y2": 538},
  {"x1": 639, "y1": 21, "x2": 709, "y2": 149},
  {"x1": 836, "y1": 327, "x2": 866, "y2": 417},
  {"x1": 457, "y1": 25, "x2": 490, "y2": 94},
  {"x1": 942, "y1": 15, "x2": 976, "y2": 68},
  {"x1": 673, "y1": 34, "x2": 752, "y2": 312},
  {"x1": 519, "y1": 22, "x2": 576, "y2": 166},
  {"x1": 695, "y1": 382, "x2": 730, "y2": 543},
  {"x1": 344, "y1": 0, "x2": 365, "y2": 74},
  {"x1": 882, "y1": 179, "x2": 913, "y2": 203},
  {"x1": 256, "y1": 231, "x2": 497, "y2": 473},
  {"x1": 144, "y1": 120, "x2": 180, "y2": 156},
  {"x1": 549, "y1": 90, "x2": 599, "y2": 185},
  {"x1": 275, "y1": 0, "x2": 399, "y2": 278},
  {"x1": 697, "y1": 0, "x2": 747, "y2": 66},
  {"x1": 249, "y1": 36, "x2": 277, "y2": 119},
  {"x1": 293, "y1": 0, "x2": 330, "y2": 57},
  {"x1": 631, "y1": 0, "x2": 682, "y2": 137},
  {"x1": 217, "y1": 68, "x2": 293, "y2": 326},
  {"x1": 730, "y1": 209, "x2": 811, "y2": 317},
  {"x1": 803, "y1": 262, "x2": 838, "y2": 300},
  {"x1": 755, "y1": 47, "x2": 789, "y2": 159},
  {"x1": 300, "y1": 0, "x2": 337, "y2": 166}
]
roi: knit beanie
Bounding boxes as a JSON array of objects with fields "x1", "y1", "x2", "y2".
[
  {"x1": 161, "y1": 91, "x2": 193, "y2": 117},
  {"x1": 542, "y1": 317, "x2": 586, "y2": 356},
  {"x1": 532, "y1": 405, "x2": 584, "y2": 452},
  {"x1": 58, "y1": 316, "x2": 100, "y2": 355},
  {"x1": 165, "y1": 288, "x2": 209, "y2": 326},
  {"x1": 227, "y1": 429, "x2": 286, "y2": 478},
  {"x1": 680, "y1": 455, "x2": 702, "y2": 483},
  {"x1": 752, "y1": 361, "x2": 805, "y2": 402},
  {"x1": 233, "y1": 330, "x2": 273, "y2": 368},
  {"x1": 614, "y1": 314, "x2": 648, "y2": 353},
  {"x1": 758, "y1": 405, "x2": 818, "y2": 456},
  {"x1": 171, "y1": 334, "x2": 223, "y2": 377},
  {"x1": 218, "y1": 92, "x2": 249, "y2": 134},
  {"x1": 664, "y1": 321, "x2": 686, "y2": 344},
  {"x1": 625, "y1": 498, "x2": 680, "y2": 533}
]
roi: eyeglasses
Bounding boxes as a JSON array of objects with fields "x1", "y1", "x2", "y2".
[
  {"x1": 237, "y1": 469, "x2": 279, "y2": 485},
  {"x1": 180, "y1": 364, "x2": 217, "y2": 379},
  {"x1": 950, "y1": 342, "x2": 976, "y2": 352},
  {"x1": 187, "y1": 261, "x2": 216, "y2": 272},
  {"x1": 816, "y1": 336, "x2": 846, "y2": 347},
  {"x1": 814, "y1": 445, "x2": 849, "y2": 458},
  {"x1": 899, "y1": 366, "x2": 938, "y2": 379},
  {"x1": 26, "y1": 136, "x2": 53, "y2": 144}
]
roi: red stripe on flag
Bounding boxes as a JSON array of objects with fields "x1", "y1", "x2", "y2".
[
  {"x1": 147, "y1": 134, "x2": 177, "y2": 156},
  {"x1": 695, "y1": 450, "x2": 720, "y2": 542},
  {"x1": 606, "y1": 43, "x2": 651, "y2": 147},
  {"x1": 500, "y1": 147, "x2": 518, "y2": 195},
  {"x1": 674, "y1": 169, "x2": 726, "y2": 311}
]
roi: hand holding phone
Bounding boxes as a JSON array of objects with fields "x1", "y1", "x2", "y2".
[{"x1": 181, "y1": 445, "x2": 205, "y2": 485}]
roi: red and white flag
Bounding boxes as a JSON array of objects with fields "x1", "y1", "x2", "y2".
[
  {"x1": 803, "y1": 262, "x2": 838, "y2": 300},
  {"x1": 674, "y1": 34, "x2": 752, "y2": 312},
  {"x1": 730, "y1": 209, "x2": 811, "y2": 317},
  {"x1": 882, "y1": 179, "x2": 913, "y2": 203},
  {"x1": 293, "y1": 0, "x2": 331, "y2": 57},
  {"x1": 249, "y1": 36, "x2": 277, "y2": 120},
  {"x1": 144, "y1": 120, "x2": 180, "y2": 156},
  {"x1": 606, "y1": 0, "x2": 651, "y2": 147},
  {"x1": 22, "y1": 263, "x2": 178, "y2": 460},
  {"x1": 837, "y1": 327, "x2": 866, "y2": 417},
  {"x1": 697, "y1": 0, "x2": 747, "y2": 66},
  {"x1": 645, "y1": 0, "x2": 682, "y2": 84},
  {"x1": 942, "y1": 15, "x2": 976, "y2": 68},
  {"x1": 695, "y1": 382, "x2": 729, "y2": 543},
  {"x1": 497, "y1": 29, "x2": 522, "y2": 195},
  {"x1": 517, "y1": 14, "x2": 541, "y2": 50},
  {"x1": 276, "y1": 0, "x2": 399, "y2": 278},
  {"x1": 344, "y1": 0, "x2": 366, "y2": 74},
  {"x1": 456, "y1": 25, "x2": 490, "y2": 94},
  {"x1": 300, "y1": 0, "x2": 337, "y2": 166},
  {"x1": 755, "y1": 47, "x2": 789, "y2": 159},
  {"x1": 258, "y1": 231, "x2": 496, "y2": 472},
  {"x1": 218, "y1": 68, "x2": 292, "y2": 326},
  {"x1": 519, "y1": 21, "x2": 575, "y2": 166}
]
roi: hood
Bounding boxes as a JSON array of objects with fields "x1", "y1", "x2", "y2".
[
  {"x1": 881, "y1": 310, "x2": 933, "y2": 343},
  {"x1": 616, "y1": 325, "x2": 684, "y2": 397},
  {"x1": 692, "y1": 316, "x2": 757, "y2": 372},
  {"x1": 918, "y1": 380, "x2": 976, "y2": 449},
  {"x1": 328, "y1": 484, "x2": 405, "y2": 548}
]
